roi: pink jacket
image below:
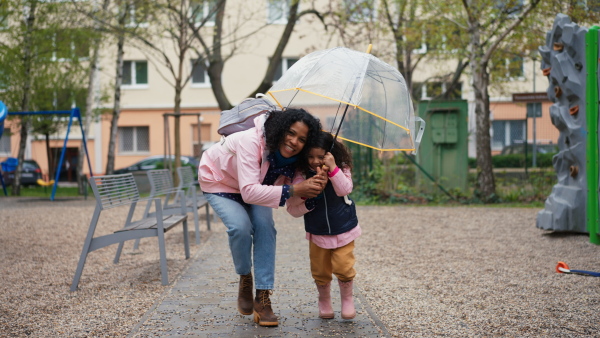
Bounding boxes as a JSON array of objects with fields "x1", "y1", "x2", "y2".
[{"x1": 198, "y1": 115, "x2": 289, "y2": 208}]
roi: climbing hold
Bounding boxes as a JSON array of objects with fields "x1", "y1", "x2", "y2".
[
  {"x1": 554, "y1": 86, "x2": 562, "y2": 97},
  {"x1": 569, "y1": 165, "x2": 578, "y2": 178},
  {"x1": 542, "y1": 67, "x2": 551, "y2": 76},
  {"x1": 569, "y1": 105, "x2": 579, "y2": 116},
  {"x1": 553, "y1": 42, "x2": 564, "y2": 51}
]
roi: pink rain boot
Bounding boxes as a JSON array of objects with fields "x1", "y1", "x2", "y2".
[
  {"x1": 316, "y1": 282, "x2": 334, "y2": 319},
  {"x1": 338, "y1": 280, "x2": 356, "y2": 319}
]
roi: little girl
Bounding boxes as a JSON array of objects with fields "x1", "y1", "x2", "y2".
[{"x1": 286, "y1": 131, "x2": 361, "y2": 320}]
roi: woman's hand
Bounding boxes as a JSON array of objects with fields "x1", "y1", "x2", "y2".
[{"x1": 293, "y1": 167, "x2": 327, "y2": 198}]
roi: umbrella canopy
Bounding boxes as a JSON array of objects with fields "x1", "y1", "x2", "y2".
[{"x1": 266, "y1": 46, "x2": 424, "y2": 153}]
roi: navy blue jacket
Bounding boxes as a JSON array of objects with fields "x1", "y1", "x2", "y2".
[{"x1": 303, "y1": 173, "x2": 358, "y2": 236}]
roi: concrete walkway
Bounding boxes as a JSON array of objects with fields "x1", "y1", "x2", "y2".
[{"x1": 129, "y1": 212, "x2": 389, "y2": 337}]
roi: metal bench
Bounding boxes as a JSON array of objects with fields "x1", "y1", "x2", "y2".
[
  {"x1": 176, "y1": 166, "x2": 212, "y2": 234},
  {"x1": 139, "y1": 168, "x2": 210, "y2": 246},
  {"x1": 70, "y1": 173, "x2": 190, "y2": 291}
]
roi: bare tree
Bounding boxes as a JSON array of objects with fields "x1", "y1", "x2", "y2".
[
  {"x1": 459, "y1": 0, "x2": 541, "y2": 201},
  {"x1": 248, "y1": 0, "x2": 325, "y2": 97},
  {"x1": 77, "y1": 0, "x2": 110, "y2": 192}
]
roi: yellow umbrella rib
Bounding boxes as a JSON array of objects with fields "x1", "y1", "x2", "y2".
[
  {"x1": 335, "y1": 134, "x2": 415, "y2": 152},
  {"x1": 267, "y1": 92, "x2": 285, "y2": 109},
  {"x1": 268, "y1": 88, "x2": 410, "y2": 132}
]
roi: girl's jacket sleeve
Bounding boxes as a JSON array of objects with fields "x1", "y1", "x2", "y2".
[
  {"x1": 285, "y1": 166, "x2": 353, "y2": 217},
  {"x1": 330, "y1": 166, "x2": 353, "y2": 196},
  {"x1": 285, "y1": 171, "x2": 310, "y2": 218}
]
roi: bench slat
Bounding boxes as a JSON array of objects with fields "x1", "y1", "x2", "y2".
[
  {"x1": 116, "y1": 214, "x2": 188, "y2": 232},
  {"x1": 91, "y1": 174, "x2": 140, "y2": 209}
]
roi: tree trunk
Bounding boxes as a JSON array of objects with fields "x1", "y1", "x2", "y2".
[
  {"x1": 469, "y1": 23, "x2": 496, "y2": 201},
  {"x1": 78, "y1": 41, "x2": 100, "y2": 193},
  {"x1": 12, "y1": 0, "x2": 37, "y2": 196},
  {"x1": 173, "y1": 84, "x2": 182, "y2": 186},
  {"x1": 207, "y1": 0, "x2": 231, "y2": 111},
  {"x1": 78, "y1": 0, "x2": 109, "y2": 194},
  {"x1": 105, "y1": 19, "x2": 126, "y2": 175},
  {"x1": 250, "y1": 0, "x2": 300, "y2": 97},
  {"x1": 45, "y1": 132, "x2": 53, "y2": 180}
]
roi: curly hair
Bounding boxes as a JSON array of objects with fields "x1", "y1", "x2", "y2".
[
  {"x1": 263, "y1": 108, "x2": 322, "y2": 158},
  {"x1": 297, "y1": 130, "x2": 353, "y2": 175}
]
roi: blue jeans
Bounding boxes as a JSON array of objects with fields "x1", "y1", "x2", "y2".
[{"x1": 204, "y1": 193, "x2": 277, "y2": 289}]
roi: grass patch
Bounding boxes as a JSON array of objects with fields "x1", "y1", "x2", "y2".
[{"x1": 1, "y1": 185, "x2": 83, "y2": 198}]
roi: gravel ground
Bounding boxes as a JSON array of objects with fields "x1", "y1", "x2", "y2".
[{"x1": 1, "y1": 198, "x2": 599, "y2": 337}]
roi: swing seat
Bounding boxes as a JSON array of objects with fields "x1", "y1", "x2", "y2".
[{"x1": 37, "y1": 179, "x2": 55, "y2": 187}]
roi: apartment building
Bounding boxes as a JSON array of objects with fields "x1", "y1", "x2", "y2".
[{"x1": 0, "y1": 0, "x2": 559, "y2": 181}]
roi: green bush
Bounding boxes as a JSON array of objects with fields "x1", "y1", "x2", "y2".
[{"x1": 469, "y1": 153, "x2": 556, "y2": 168}]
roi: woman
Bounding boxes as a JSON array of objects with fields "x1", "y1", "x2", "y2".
[{"x1": 198, "y1": 108, "x2": 326, "y2": 327}]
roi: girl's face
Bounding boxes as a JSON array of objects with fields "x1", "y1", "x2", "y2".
[
  {"x1": 279, "y1": 121, "x2": 309, "y2": 158},
  {"x1": 307, "y1": 147, "x2": 326, "y2": 171}
]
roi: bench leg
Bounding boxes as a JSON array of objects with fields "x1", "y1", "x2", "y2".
[
  {"x1": 157, "y1": 227, "x2": 168, "y2": 286},
  {"x1": 192, "y1": 207, "x2": 200, "y2": 245},
  {"x1": 114, "y1": 241, "x2": 125, "y2": 264},
  {"x1": 183, "y1": 219, "x2": 190, "y2": 259},
  {"x1": 205, "y1": 204, "x2": 211, "y2": 231},
  {"x1": 72, "y1": 249, "x2": 89, "y2": 292},
  {"x1": 133, "y1": 238, "x2": 141, "y2": 250},
  {"x1": 71, "y1": 208, "x2": 102, "y2": 292}
]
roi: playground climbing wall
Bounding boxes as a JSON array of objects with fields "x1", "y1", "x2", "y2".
[{"x1": 537, "y1": 14, "x2": 588, "y2": 232}]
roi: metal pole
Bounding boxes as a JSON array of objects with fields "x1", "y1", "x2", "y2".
[
  {"x1": 532, "y1": 58, "x2": 537, "y2": 168},
  {"x1": 585, "y1": 26, "x2": 600, "y2": 244}
]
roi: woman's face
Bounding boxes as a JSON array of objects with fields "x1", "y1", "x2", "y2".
[
  {"x1": 307, "y1": 147, "x2": 326, "y2": 171},
  {"x1": 279, "y1": 121, "x2": 309, "y2": 158}
]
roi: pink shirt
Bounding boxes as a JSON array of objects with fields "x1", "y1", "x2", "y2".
[{"x1": 287, "y1": 166, "x2": 361, "y2": 249}]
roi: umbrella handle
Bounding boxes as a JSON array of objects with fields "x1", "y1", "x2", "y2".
[
  {"x1": 412, "y1": 117, "x2": 426, "y2": 155},
  {"x1": 569, "y1": 269, "x2": 600, "y2": 277},
  {"x1": 556, "y1": 262, "x2": 600, "y2": 277}
]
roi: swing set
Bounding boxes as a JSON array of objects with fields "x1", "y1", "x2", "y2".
[{"x1": 0, "y1": 100, "x2": 92, "y2": 200}]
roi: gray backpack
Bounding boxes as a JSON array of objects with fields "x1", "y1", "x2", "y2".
[{"x1": 217, "y1": 94, "x2": 277, "y2": 136}]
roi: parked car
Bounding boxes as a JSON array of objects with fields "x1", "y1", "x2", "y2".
[
  {"x1": 1, "y1": 159, "x2": 43, "y2": 186},
  {"x1": 113, "y1": 155, "x2": 199, "y2": 176},
  {"x1": 500, "y1": 143, "x2": 559, "y2": 155}
]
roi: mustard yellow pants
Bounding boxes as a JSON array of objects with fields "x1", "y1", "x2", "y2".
[{"x1": 309, "y1": 240, "x2": 356, "y2": 285}]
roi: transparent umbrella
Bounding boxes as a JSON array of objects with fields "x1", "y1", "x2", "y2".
[{"x1": 266, "y1": 46, "x2": 424, "y2": 153}]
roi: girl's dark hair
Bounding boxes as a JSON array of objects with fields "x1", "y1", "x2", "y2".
[
  {"x1": 263, "y1": 108, "x2": 322, "y2": 158},
  {"x1": 298, "y1": 130, "x2": 353, "y2": 175}
]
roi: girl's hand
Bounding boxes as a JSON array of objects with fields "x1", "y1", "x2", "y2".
[
  {"x1": 315, "y1": 166, "x2": 329, "y2": 188},
  {"x1": 323, "y1": 152, "x2": 337, "y2": 172}
]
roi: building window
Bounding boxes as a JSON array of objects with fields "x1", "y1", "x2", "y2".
[
  {"x1": 0, "y1": 129, "x2": 10, "y2": 155},
  {"x1": 125, "y1": 1, "x2": 150, "y2": 27},
  {"x1": 123, "y1": 60, "x2": 148, "y2": 87},
  {"x1": 0, "y1": 2, "x2": 8, "y2": 29},
  {"x1": 491, "y1": 120, "x2": 525, "y2": 151},
  {"x1": 191, "y1": 0, "x2": 218, "y2": 25},
  {"x1": 191, "y1": 59, "x2": 210, "y2": 86},
  {"x1": 344, "y1": 0, "x2": 376, "y2": 23},
  {"x1": 506, "y1": 56, "x2": 524, "y2": 79},
  {"x1": 583, "y1": 0, "x2": 600, "y2": 11},
  {"x1": 267, "y1": 0, "x2": 291, "y2": 24},
  {"x1": 118, "y1": 126, "x2": 150, "y2": 153},
  {"x1": 55, "y1": 29, "x2": 90, "y2": 60},
  {"x1": 495, "y1": 0, "x2": 523, "y2": 17},
  {"x1": 273, "y1": 57, "x2": 298, "y2": 81},
  {"x1": 413, "y1": 81, "x2": 462, "y2": 100},
  {"x1": 491, "y1": 55, "x2": 524, "y2": 81}
]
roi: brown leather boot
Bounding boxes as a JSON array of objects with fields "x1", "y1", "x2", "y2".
[
  {"x1": 253, "y1": 289, "x2": 278, "y2": 326},
  {"x1": 237, "y1": 273, "x2": 253, "y2": 315}
]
